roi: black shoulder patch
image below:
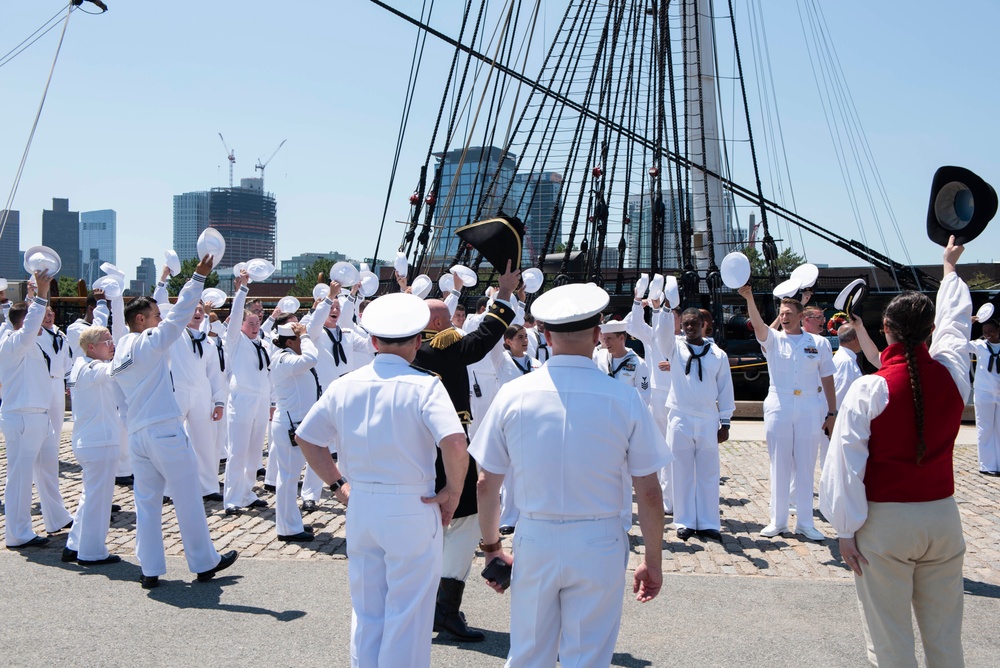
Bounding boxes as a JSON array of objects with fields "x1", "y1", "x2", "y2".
[{"x1": 409, "y1": 363, "x2": 441, "y2": 379}]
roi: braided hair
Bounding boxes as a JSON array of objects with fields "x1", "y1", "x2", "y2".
[{"x1": 882, "y1": 291, "x2": 935, "y2": 463}]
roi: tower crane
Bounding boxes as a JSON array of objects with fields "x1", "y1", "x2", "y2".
[
  {"x1": 218, "y1": 133, "x2": 235, "y2": 188},
  {"x1": 255, "y1": 139, "x2": 287, "y2": 189}
]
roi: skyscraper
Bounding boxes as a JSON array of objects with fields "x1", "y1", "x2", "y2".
[
  {"x1": 80, "y1": 209, "x2": 116, "y2": 285},
  {"x1": 626, "y1": 189, "x2": 687, "y2": 270},
  {"x1": 173, "y1": 191, "x2": 210, "y2": 261},
  {"x1": 431, "y1": 146, "x2": 517, "y2": 264},
  {"x1": 42, "y1": 198, "x2": 80, "y2": 279},
  {"x1": 512, "y1": 171, "x2": 563, "y2": 264},
  {"x1": 208, "y1": 178, "x2": 276, "y2": 269},
  {"x1": 127, "y1": 257, "x2": 156, "y2": 296},
  {"x1": 0, "y1": 210, "x2": 20, "y2": 279}
]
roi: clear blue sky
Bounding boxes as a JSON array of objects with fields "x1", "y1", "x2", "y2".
[{"x1": 1, "y1": 1, "x2": 998, "y2": 283}]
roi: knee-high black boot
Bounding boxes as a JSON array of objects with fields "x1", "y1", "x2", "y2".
[{"x1": 433, "y1": 577, "x2": 485, "y2": 642}]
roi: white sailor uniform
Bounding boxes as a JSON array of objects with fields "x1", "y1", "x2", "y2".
[
  {"x1": 525, "y1": 326, "x2": 550, "y2": 363},
  {"x1": 34, "y1": 323, "x2": 75, "y2": 532},
  {"x1": 970, "y1": 338, "x2": 1000, "y2": 473},
  {"x1": 296, "y1": 354, "x2": 464, "y2": 668}
]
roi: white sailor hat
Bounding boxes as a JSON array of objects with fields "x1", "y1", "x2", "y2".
[
  {"x1": 600, "y1": 319, "x2": 628, "y2": 334},
  {"x1": 362, "y1": 293, "x2": 430, "y2": 339},
  {"x1": 530, "y1": 283, "x2": 609, "y2": 332},
  {"x1": 24, "y1": 245, "x2": 62, "y2": 275},
  {"x1": 275, "y1": 323, "x2": 296, "y2": 338}
]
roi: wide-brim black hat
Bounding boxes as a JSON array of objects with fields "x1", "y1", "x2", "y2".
[
  {"x1": 926, "y1": 166, "x2": 998, "y2": 246},
  {"x1": 834, "y1": 278, "x2": 867, "y2": 319},
  {"x1": 456, "y1": 214, "x2": 525, "y2": 271}
]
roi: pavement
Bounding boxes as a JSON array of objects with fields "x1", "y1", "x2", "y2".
[{"x1": 1, "y1": 420, "x2": 998, "y2": 666}]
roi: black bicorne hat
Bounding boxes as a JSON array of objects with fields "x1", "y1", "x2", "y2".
[
  {"x1": 456, "y1": 213, "x2": 525, "y2": 272},
  {"x1": 926, "y1": 166, "x2": 997, "y2": 246}
]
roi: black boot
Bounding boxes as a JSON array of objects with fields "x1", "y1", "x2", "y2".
[{"x1": 433, "y1": 577, "x2": 485, "y2": 642}]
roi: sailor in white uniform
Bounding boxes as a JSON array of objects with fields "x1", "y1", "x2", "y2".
[
  {"x1": 111, "y1": 255, "x2": 237, "y2": 588},
  {"x1": 471, "y1": 282, "x2": 670, "y2": 667},
  {"x1": 525, "y1": 319, "x2": 550, "y2": 363},
  {"x1": 66, "y1": 291, "x2": 110, "y2": 359},
  {"x1": 970, "y1": 318, "x2": 1000, "y2": 475},
  {"x1": 295, "y1": 293, "x2": 468, "y2": 668},
  {"x1": 0, "y1": 271, "x2": 65, "y2": 548},
  {"x1": 595, "y1": 320, "x2": 651, "y2": 405},
  {"x1": 739, "y1": 286, "x2": 837, "y2": 541},
  {"x1": 654, "y1": 307, "x2": 735, "y2": 541}
]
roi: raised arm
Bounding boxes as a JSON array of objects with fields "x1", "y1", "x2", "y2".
[
  {"x1": 738, "y1": 285, "x2": 772, "y2": 347},
  {"x1": 145, "y1": 256, "x2": 212, "y2": 353},
  {"x1": 225, "y1": 272, "x2": 249, "y2": 352},
  {"x1": 930, "y1": 236, "x2": 971, "y2": 397}
]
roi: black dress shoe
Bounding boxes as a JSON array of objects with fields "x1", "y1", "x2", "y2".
[
  {"x1": 248, "y1": 499, "x2": 268, "y2": 509},
  {"x1": 278, "y1": 531, "x2": 315, "y2": 542},
  {"x1": 256, "y1": 467, "x2": 266, "y2": 479},
  {"x1": 224, "y1": 507, "x2": 241, "y2": 516},
  {"x1": 115, "y1": 475, "x2": 134, "y2": 486},
  {"x1": 48, "y1": 521, "x2": 73, "y2": 535},
  {"x1": 61, "y1": 547, "x2": 78, "y2": 562},
  {"x1": 301, "y1": 500, "x2": 317, "y2": 512},
  {"x1": 262, "y1": 484, "x2": 276, "y2": 493},
  {"x1": 78, "y1": 554, "x2": 122, "y2": 566},
  {"x1": 197, "y1": 550, "x2": 238, "y2": 582},
  {"x1": 162, "y1": 496, "x2": 172, "y2": 505},
  {"x1": 499, "y1": 525, "x2": 515, "y2": 536},
  {"x1": 676, "y1": 527, "x2": 695, "y2": 541},
  {"x1": 10, "y1": 535, "x2": 50, "y2": 548},
  {"x1": 202, "y1": 493, "x2": 224, "y2": 502},
  {"x1": 111, "y1": 504, "x2": 122, "y2": 513},
  {"x1": 697, "y1": 529, "x2": 723, "y2": 542},
  {"x1": 140, "y1": 575, "x2": 159, "y2": 589}
]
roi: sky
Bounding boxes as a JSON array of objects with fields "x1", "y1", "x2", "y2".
[{"x1": 1, "y1": 0, "x2": 999, "y2": 284}]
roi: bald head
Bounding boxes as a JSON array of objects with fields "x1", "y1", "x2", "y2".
[
  {"x1": 425, "y1": 299, "x2": 451, "y2": 333},
  {"x1": 837, "y1": 323, "x2": 861, "y2": 352}
]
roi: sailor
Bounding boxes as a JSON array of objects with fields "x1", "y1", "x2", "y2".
[
  {"x1": 66, "y1": 289, "x2": 110, "y2": 358},
  {"x1": 111, "y1": 255, "x2": 237, "y2": 588},
  {"x1": 654, "y1": 307, "x2": 735, "y2": 541},
  {"x1": 596, "y1": 319, "x2": 651, "y2": 405},
  {"x1": 451, "y1": 302, "x2": 467, "y2": 329},
  {"x1": 0, "y1": 270, "x2": 64, "y2": 548},
  {"x1": 202, "y1": 306, "x2": 230, "y2": 470},
  {"x1": 414, "y1": 262, "x2": 519, "y2": 642},
  {"x1": 470, "y1": 282, "x2": 670, "y2": 667},
  {"x1": 825, "y1": 319, "x2": 882, "y2": 469},
  {"x1": 970, "y1": 318, "x2": 1000, "y2": 475},
  {"x1": 526, "y1": 318, "x2": 550, "y2": 363},
  {"x1": 738, "y1": 286, "x2": 837, "y2": 541},
  {"x1": 295, "y1": 292, "x2": 468, "y2": 668},
  {"x1": 221, "y1": 270, "x2": 274, "y2": 514}
]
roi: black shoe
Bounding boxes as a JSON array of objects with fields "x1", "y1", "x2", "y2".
[
  {"x1": 47, "y1": 521, "x2": 73, "y2": 536},
  {"x1": 111, "y1": 504, "x2": 122, "y2": 513},
  {"x1": 140, "y1": 574, "x2": 159, "y2": 589},
  {"x1": 256, "y1": 467, "x2": 266, "y2": 479},
  {"x1": 278, "y1": 531, "x2": 315, "y2": 542},
  {"x1": 697, "y1": 529, "x2": 723, "y2": 542},
  {"x1": 676, "y1": 527, "x2": 695, "y2": 541},
  {"x1": 10, "y1": 535, "x2": 50, "y2": 548},
  {"x1": 434, "y1": 578, "x2": 486, "y2": 642},
  {"x1": 498, "y1": 525, "x2": 515, "y2": 536},
  {"x1": 197, "y1": 550, "x2": 238, "y2": 582},
  {"x1": 224, "y1": 507, "x2": 241, "y2": 516},
  {"x1": 61, "y1": 547, "x2": 78, "y2": 562},
  {"x1": 163, "y1": 496, "x2": 172, "y2": 505},
  {"x1": 248, "y1": 499, "x2": 268, "y2": 509},
  {"x1": 115, "y1": 475, "x2": 134, "y2": 486},
  {"x1": 78, "y1": 554, "x2": 122, "y2": 566},
  {"x1": 301, "y1": 500, "x2": 317, "y2": 512},
  {"x1": 202, "y1": 493, "x2": 223, "y2": 502},
  {"x1": 262, "y1": 484, "x2": 276, "y2": 493}
]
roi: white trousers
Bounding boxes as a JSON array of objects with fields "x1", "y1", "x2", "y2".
[
  {"x1": 66, "y1": 444, "x2": 117, "y2": 560},
  {"x1": 764, "y1": 391, "x2": 821, "y2": 530},
  {"x1": 131, "y1": 419, "x2": 221, "y2": 577},
  {"x1": 263, "y1": 421, "x2": 278, "y2": 487},
  {"x1": 116, "y1": 424, "x2": 132, "y2": 477},
  {"x1": 223, "y1": 391, "x2": 269, "y2": 509},
  {"x1": 271, "y1": 423, "x2": 306, "y2": 536},
  {"x1": 668, "y1": 411, "x2": 721, "y2": 531},
  {"x1": 650, "y1": 389, "x2": 672, "y2": 513},
  {"x1": 1, "y1": 411, "x2": 53, "y2": 546},
  {"x1": 507, "y1": 516, "x2": 628, "y2": 668},
  {"x1": 214, "y1": 397, "x2": 229, "y2": 460},
  {"x1": 177, "y1": 385, "x2": 221, "y2": 497},
  {"x1": 441, "y1": 514, "x2": 481, "y2": 582},
  {"x1": 974, "y1": 392, "x2": 1000, "y2": 473},
  {"x1": 347, "y1": 484, "x2": 441, "y2": 668},
  {"x1": 36, "y1": 389, "x2": 73, "y2": 531}
]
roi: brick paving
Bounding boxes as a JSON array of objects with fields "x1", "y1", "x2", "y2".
[{"x1": 1, "y1": 419, "x2": 997, "y2": 586}]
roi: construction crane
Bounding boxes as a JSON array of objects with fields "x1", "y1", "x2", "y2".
[
  {"x1": 218, "y1": 133, "x2": 235, "y2": 188},
  {"x1": 255, "y1": 139, "x2": 287, "y2": 189}
]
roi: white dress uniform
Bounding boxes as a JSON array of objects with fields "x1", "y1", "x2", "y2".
[
  {"x1": 825, "y1": 346, "x2": 865, "y2": 470},
  {"x1": 495, "y1": 351, "x2": 540, "y2": 530},
  {"x1": 66, "y1": 299, "x2": 126, "y2": 561},
  {"x1": 208, "y1": 332, "x2": 230, "y2": 463},
  {"x1": 222, "y1": 285, "x2": 274, "y2": 510},
  {"x1": 0, "y1": 297, "x2": 66, "y2": 546},
  {"x1": 469, "y1": 356, "x2": 670, "y2": 667},
  {"x1": 296, "y1": 353, "x2": 464, "y2": 668},
  {"x1": 758, "y1": 327, "x2": 835, "y2": 533},
  {"x1": 654, "y1": 310, "x2": 735, "y2": 533},
  {"x1": 34, "y1": 323, "x2": 75, "y2": 532},
  {"x1": 111, "y1": 274, "x2": 225, "y2": 578},
  {"x1": 66, "y1": 299, "x2": 110, "y2": 359},
  {"x1": 594, "y1": 347, "x2": 652, "y2": 405},
  {"x1": 525, "y1": 326, "x2": 550, "y2": 363},
  {"x1": 168, "y1": 327, "x2": 228, "y2": 496},
  {"x1": 970, "y1": 338, "x2": 1000, "y2": 473},
  {"x1": 269, "y1": 335, "x2": 321, "y2": 537}
]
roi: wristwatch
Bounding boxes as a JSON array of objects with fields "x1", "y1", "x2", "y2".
[
  {"x1": 329, "y1": 477, "x2": 347, "y2": 493},
  {"x1": 479, "y1": 538, "x2": 502, "y2": 553}
]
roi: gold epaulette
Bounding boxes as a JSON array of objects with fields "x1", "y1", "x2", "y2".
[{"x1": 429, "y1": 327, "x2": 463, "y2": 350}]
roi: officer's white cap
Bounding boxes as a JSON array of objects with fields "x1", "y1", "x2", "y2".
[
  {"x1": 599, "y1": 319, "x2": 628, "y2": 334},
  {"x1": 362, "y1": 293, "x2": 430, "y2": 339},
  {"x1": 530, "y1": 283, "x2": 609, "y2": 332}
]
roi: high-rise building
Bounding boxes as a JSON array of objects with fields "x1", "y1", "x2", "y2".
[
  {"x1": 278, "y1": 251, "x2": 347, "y2": 278},
  {"x1": 127, "y1": 257, "x2": 156, "y2": 296},
  {"x1": 626, "y1": 189, "x2": 687, "y2": 270},
  {"x1": 80, "y1": 209, "x2": 116, "y2": 285},
  {"x1": 512, "y1": 171, "x2": 563, "y2": 264},
  {"x1": 0, "y1": 210, "x2": 21, "y2": 278},
  {"x1": 431, "y1": 146, "x2": 517, "y2": 264},
  {"x1": 42, "y1": 198, "x2": 80, "y2": 278},
  {"x1": 208, "y1": 178, "x2": 276, "y2": 269},
  {"x1": 173, "y1": 191, "x2": 210, "y2": 262}
]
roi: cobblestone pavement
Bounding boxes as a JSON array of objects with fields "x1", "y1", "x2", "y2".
[{"x1": 1, "y1": 419, "x2": 997, "y2": 586}]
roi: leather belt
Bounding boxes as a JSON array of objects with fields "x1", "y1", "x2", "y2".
[{"x1": 351, "y1": 481, "x2": 434, "y2": 495}]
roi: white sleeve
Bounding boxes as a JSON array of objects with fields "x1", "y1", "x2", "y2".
[
  {"x1": 225, "y1": 286, "x2": 248, "y2": 352},
  {"x1": 443, "y1": 290, "x2": 460, "y2": 317},
  {"x1": 144, "y1": 275, "x2": 205, "y2": 353},
  {"x1": 93, "y1": 300, "x2": 110, "y2": 328},
  {"x1": 626, "y1": 300, "x2": 654, "y2": 350},
  {"x1": 716, "y1": 350, "x2": 736, "y2": 423},
  {"x1": 819, "y1": 375, "x2": 889, "y2": 538},
  {"x1": 110, "y1": 295, "x2": 126, "y2": 344},
  {"x1": 634, "y1": 356, "x2": 651, "y2": 405},
  {"x1": 307, "y1": 298, "x2": 333, "y2": 343},
  {"x1": 930, "y1": 272, "x2": 972, "y2": 400},
  {"x1": 817, "y1": 336, "x2": 836, "y2": 378},
  {"x1": 652, "y1": 308, "x2": 676, "y2": 359}
]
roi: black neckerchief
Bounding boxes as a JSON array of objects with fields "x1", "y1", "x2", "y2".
[
  {"x1": 189, "y1": 330, "x2": 206, "y2": 358},
  {"x1": 252, "y1": 340, "x2": 270, "y2": 371},
  {"x1": 310, "y1": 367, "x2": 322, "y2": 400},
  {"x1": 37, "y1": 343, "x2": 52, "y2": 373},
  {"x1": 684, "y1": 340, "x2": 711, "y2": 381},
  {"x1": 608, "y1": 351, "x2": 633, "y2": 378},
  {"x1": 44, "y1": 327, "x2": 63, "y2": 354},
  {"x1": 987, "y1": 341, "x2": 1000, "y2": 373},
  {"x1": 215, "y1": 339, "x2": 226, "y2": 372},
  {"x1": 509, "y1": 352, "x2": 532, "y2": 375},
  {"x1": 535, "y1": 333, "x2": 549, "y2": 362},
  {"x1": 324, "y1": 327, "x2": 347, "y2": 366}
]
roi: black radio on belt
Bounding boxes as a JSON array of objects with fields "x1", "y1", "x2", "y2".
[{"x1": 472, "y1": 371, "x2": 482, "y2": 398}]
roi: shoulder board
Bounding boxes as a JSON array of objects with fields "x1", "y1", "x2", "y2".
[
  {"x1": 409, "y1": 363, "x2": 441, "y2": 380},
  {"x1": 485, "y1": 301, "x2": 515, "y2": 327}
]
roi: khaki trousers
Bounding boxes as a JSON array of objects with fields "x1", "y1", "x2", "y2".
[{"x1": 854, "y1": 497, "x2": 965, "y2": 668}]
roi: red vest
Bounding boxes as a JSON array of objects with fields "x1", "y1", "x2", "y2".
[{"x1": 865, "y1": 342, "x2": 963, "y2": 502}]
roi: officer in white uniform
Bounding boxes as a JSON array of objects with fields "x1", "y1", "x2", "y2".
[
  {"x1": 112, "y1": 256, "x2": 237, "y2": 588},
  {"x1": 295, "y1": 293, "x2": 469, "y2": 668},
  {"x1": 970, "y1": 319, "x2": 1000, "y2": 475},
  {"x1": 470, "y1": 283, "x2": 670, "y2": 667},
  {"x1": 739, "y1": 286, "x2": 837, "y2": 541},
  {"x1": 654, "y1": 307, "x2": 735, "y2": 541},
  {"x1": 0, "y1": 271, "x2": 64, "y2": 548}
]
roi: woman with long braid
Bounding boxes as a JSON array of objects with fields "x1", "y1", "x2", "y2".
[{"x1": 821, "y1": 236, "x2": 970, "y2": 667}]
